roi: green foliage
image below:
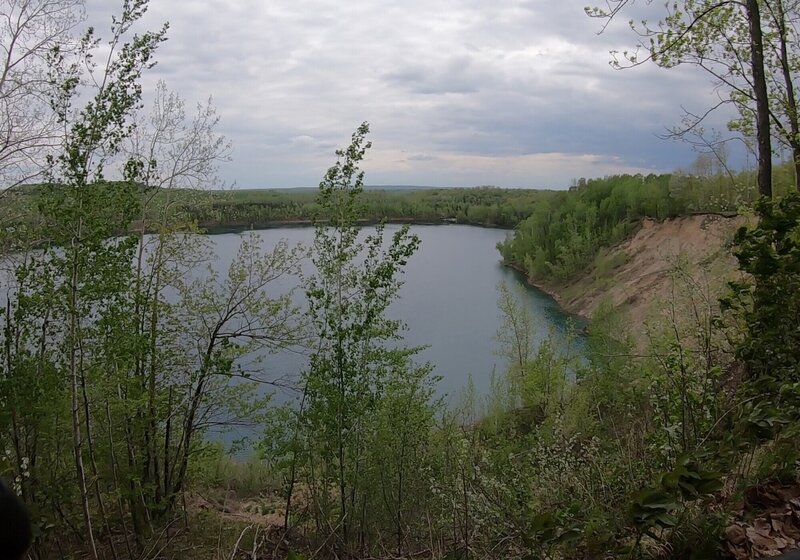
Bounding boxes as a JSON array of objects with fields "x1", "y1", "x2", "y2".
[
  {"x1": 644, "y1": 295, "x2": 730, "y2": 463},
  {"x1": 280, "y1": 123, "x2": 439, "y2": 557},
  {"x1": 519, "y1": 338, "x2": 570, "y2": 416},
  {"x1": 499, "y1": 163, "x2": 800, "y2": 290},
  {"x1": 165, "y1": 185, "x2": 556, "y2": 231},
  {"x1": 0, "y1": 4, "x2": 170, "y2": 556},
  {"x1": 188, "y1": 442, "x2": 276, "y2": 495},
  {"x1": 494, "y1": 281, "x2": 534, "y2": 403},
  {"x1": 728, "y1": 193, "x2": 800, "y2": 384},
  {"x1": 562, "y1": 301, "x2": 643, "y2": 438},
  {"x1": 630, "y1": 453, "x2": 723, "y2": 532},
  {"x1": 721, "y1": 193, "x2": 800, "y2": 461},
  {"x1": 0, "y1": 3, "x2": 302, "y2": 556},
  {"x1": 669, "y1": 169, "x2": 755, "y2": 212},
  {"x1": 5, "y1": 2, "x2": 800, "y2": 557},
  {"x1": 499, "y1": 173, "x2": 684, "y2": 283}
]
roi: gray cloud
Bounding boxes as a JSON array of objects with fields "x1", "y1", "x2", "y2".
[{"x1": 78, "y1": 0, "x2": 739, "y2": 188}]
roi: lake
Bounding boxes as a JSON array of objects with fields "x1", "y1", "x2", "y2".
[{"x1": 205, "y1": 224, "x2": 585, "y2": 408}]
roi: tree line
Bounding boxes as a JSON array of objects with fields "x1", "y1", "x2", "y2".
[
  {"x1": 3, "y1": 184, "x2": 558, "y2": 233},
  {"x1": 178, "y1": 186, "x2": 554, "y2": 231},
  {"x1": 496, "y1": 160, "x2": 788, "y2": 284}
]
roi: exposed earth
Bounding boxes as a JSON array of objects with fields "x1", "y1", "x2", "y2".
[{"x1": 543, "y1": 213, "x2": 751, "y2": 331}]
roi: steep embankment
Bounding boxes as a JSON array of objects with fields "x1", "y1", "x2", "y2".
[{"x1": 545, "y1": 213, "x2": 750, "y2": 327}]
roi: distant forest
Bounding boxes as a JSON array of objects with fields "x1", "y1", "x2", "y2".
[{"x1": 8, "y1": 159, "x2": 790, "y2": 241}]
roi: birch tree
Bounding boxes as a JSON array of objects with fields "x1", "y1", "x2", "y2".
[
  {"x1": 7, "y1": 1, "x2": 167, "y2": 555},
  {"x1": 0, "y1": 0, "x2": 84, "y2": 191}
]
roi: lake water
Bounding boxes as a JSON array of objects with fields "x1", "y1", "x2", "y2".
[{"x1": 205, "y1": 224, "x2": 585, "y2": 407}]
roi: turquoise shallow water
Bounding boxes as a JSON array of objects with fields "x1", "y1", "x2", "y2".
[{"x1": 202, "y1": 224, "x2": 585, "y2": 408}]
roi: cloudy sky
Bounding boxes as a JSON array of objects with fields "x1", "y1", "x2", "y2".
[{"x1": 84, "y1": 0, "x2": 736, "y2": 189}]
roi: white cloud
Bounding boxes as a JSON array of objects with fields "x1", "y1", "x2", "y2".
[
  {"x1": 360, "y1": 148, "x2": 664, "y2": 188},
  {"x1": 79, "y1": 0, "x2": 738, "y2": 188}
]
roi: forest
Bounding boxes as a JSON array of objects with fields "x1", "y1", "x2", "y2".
[
  {"x1": 172, "y1": 186, "x2": 556, "y2": 231},
  {"x1": 2, "y1": 0, "x2": 800, "y2": 559},
  {"x1": 4, "y1": 183, "x2": 557, "y2": 234}
]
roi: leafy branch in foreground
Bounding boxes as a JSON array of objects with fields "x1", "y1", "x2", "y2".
[{"x1": 276, "y1": 123, "x2": 437, "y2": 557}]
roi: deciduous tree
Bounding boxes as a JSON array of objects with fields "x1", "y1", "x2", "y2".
[
  {"x1": 0, "y1": 0, "x2": 84, "y2": 191},
  {"x1": 588, "y1": 0, "x2": 778, "y2": 197},
  {"x1": 291, "y1": 123, "x2": 431, "y2": 556}
]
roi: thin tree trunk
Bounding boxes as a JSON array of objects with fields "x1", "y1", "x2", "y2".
[
  {"x1": 283, "y1": 385, "x2": 310, "y2": 530},
  {"x1": 396, "y1": 435, "x2": 407, "y2": 558},
  {"x1": 772, "y1": 0, "x2": 800, "y2": 192},
  {"x1": 69, "y1": 245, "x2": 98, "y2": 560},
  {"x1": 105, "y1": 400, "x2": 136, "y2": 559},
  {"x1": 4, "y1": 298, "x2": 26, "y2": 502},
  {"x1": 163, "y1": 385, "x2": 173, "y2": 508},
  {"x1": 148, "y1": 262, "x2": 164, "y2": 508},
  {"x1": 81, "y1": 367, "x2": 119, "y2": 560},
  {"x1": 747, "y1": 0, "x2": 773, "y2": 198},
  {"x1": 170, "y1": 385, "x2": 201, "y2": 511},
  {"x1": 170, "y1": 358, "x2": 213, "y2": 511},
  {"x1": 135, "y1": 230, "x2": 158, "y2": 517},
  {"x1": 170, "y1": 321, "x2": 225, "y2": 509},
  {"x1": 121, "y1": 383, "x2": 146, "y2": 540}
]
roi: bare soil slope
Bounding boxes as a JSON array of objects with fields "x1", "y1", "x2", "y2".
[{"x1": 548, "y1": 214, "x2": 750, "y2": 327}]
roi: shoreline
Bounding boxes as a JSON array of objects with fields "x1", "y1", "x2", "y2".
[
  {"x1": 501, "y1": 261, "x2": 591, "y2": 329},
  {"x1": 200, "y1": 218, "x2": 515, "y2": 235},
  {"x1": 502, "y1": 261, "x2": 571, "y2": 310}
]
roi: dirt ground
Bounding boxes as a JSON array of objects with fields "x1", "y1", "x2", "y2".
[{"x1": 548, "y1": 213, "x2": 751, "y2": 331}]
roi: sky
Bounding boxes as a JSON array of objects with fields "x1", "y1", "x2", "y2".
[{"x1": 83, "y1": 0, "x2": 739, "y2": 190}]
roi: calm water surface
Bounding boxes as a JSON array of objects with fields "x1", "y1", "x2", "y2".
[{"x1": 206, "y1": 224, "x2": 585, "y2": 405}]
